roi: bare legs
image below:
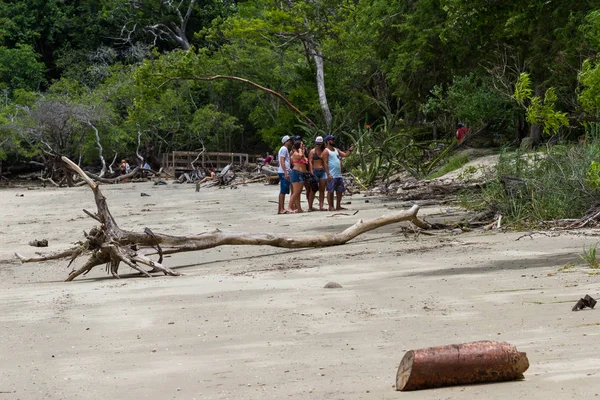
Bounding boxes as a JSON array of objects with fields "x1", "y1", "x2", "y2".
[
  {"x1": 327, "y1": 190, "x2": 344, "y2": 211},
  {"x1": 335, "y1": 191, "x2": 344, "y2": 210},
  {"x1": 288, "y1": 182, "x2": 304, "y2": 213},
  {"x1": 308, "y1": 189, "x2": 316, "y2": 211},
  {"x1": 278, "y1": 193, "x2": 287, "y2": 214},
  {"x1": 318, "y1": 180, "x2": 326, "y2": 210}
]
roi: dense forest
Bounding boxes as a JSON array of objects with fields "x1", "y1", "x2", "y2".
[{"x1": 2, "y1": 0, "x2": 600, "y2": 178}]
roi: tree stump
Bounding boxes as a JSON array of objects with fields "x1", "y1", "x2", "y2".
[{"x1": 396, "y1": 341, "x2": 529, "y2": 391}]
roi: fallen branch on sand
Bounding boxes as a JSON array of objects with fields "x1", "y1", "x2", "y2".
[{"x1": 15, "y1": 157, "x2": 431, "y2": 282}]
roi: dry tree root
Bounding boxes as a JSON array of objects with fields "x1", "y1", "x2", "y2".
[{"x1": 15, "y1": 157, "x2": 431, "y2": 282}]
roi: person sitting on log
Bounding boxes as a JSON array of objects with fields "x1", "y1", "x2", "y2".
[
  {"x1": 119, "y1": 159, "x2": 130, "y2": 183},
  {"x1": 198, "y1": 168, "x2": 216, "y2": 185},
  {"x1": 263, "y1": 154, "x2": 273, "y2": 165}
]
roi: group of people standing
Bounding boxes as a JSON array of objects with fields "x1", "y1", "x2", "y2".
[{"x1": 277, "y1": 134, "x2": 354, "y2": 214}]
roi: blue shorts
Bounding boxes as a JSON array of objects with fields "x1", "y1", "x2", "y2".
[
  {"x1": 326, "y1": 177, "x2": 345, "y2": 193},
  {"x1": 313, "y1": 168, "x2": 327, "y2": 181},
  {"x1": 290, "y1": 169, "x2": 304, "y2": 183},
  {"x1": 278, "y1": 173, "x2": 290, "y2": 194}
]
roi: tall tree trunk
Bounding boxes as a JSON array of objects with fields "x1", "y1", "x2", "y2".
[
  {"x1": 529, "y1": 85, "x2": 543, "y2": 145},
  {"x1": 305, "y1": 40, "x2": 333, "y2": 128},
  {"x1": 529, "y1": 122, "x2": 542, "y2": 145}
]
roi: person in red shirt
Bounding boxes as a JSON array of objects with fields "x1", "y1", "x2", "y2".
[{"x1": 456, "y1": 123, "x2": 468, "y2": 143}]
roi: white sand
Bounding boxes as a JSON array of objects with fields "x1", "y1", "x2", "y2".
[{"x1": 1, "y1": 182, "x2": 600, "y2": 399}]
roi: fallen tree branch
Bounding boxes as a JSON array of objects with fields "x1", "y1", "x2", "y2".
[{"x1": 16, "y1": 157, "x2": 430, "y2": 281}]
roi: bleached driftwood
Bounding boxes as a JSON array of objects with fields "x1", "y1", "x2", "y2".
[{"x1": 16, "y1": 157, "x2": 430, "y2": 281}]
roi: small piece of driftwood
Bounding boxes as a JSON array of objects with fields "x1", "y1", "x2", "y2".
[{"x1": 572, "y1": 294, "x2": 597, "y2": 311}]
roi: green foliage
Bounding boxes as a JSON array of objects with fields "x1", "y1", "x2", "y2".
[
  {"x1": 189, "y1": 104, "x2": 242, "y2": 151},
  {"x1": 513, "y1": 73, "x2": 569, "y2": 135},
  {"x1": 2, "y1": 0, "x2": 600, "y2": 173},
  {"x1": 580, "y1": 243, "x2": 599, "y2": 268},
  {"x1": 423, "y1": 73, "x2": 518, "y2": 136},
  {"x1": 462, "y1": 144, "x2": 600, "y2": 225},
  {"x1": 578, "y1": 59, "x2": 600, "y2": 114},
  {"x1": 0, "y1": 45, "x2": 45, "y2": 93},
  {"x1": 586, "y1": 161, "x2": 600, "y2": 189},
  {"x1": 513, "y1": 73, "x2": 533, "y2": 103},
  {"x1": 427, "y1": 154, "x2": 470, "y2": 180},
  {"x1": 525, "y1": 88, "x2": 569, "y2": 135},
  {"x1": 347, "y1": 121, "x2": 404, "y2": 186}
]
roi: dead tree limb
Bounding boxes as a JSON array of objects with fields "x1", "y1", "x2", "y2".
[
  {"x1": 16, "y1": 156, "x2": 430, "y2": 281},
  {"x1": 108, "y1": 152, "x2": 118, "y2": 175},
  {"x1": 15, "y1": 246, "x2": 86, "y2": 263},
  {"x1": 135, "y1": 124, "x2": 144, "y2": 164},
  {"x1": 89, "y1": 121, "x2": 107, "y2": 177}
]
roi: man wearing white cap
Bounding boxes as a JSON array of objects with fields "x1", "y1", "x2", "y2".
[{"x1": 277, "y1": 135, "x2": 293, "y2": 214}]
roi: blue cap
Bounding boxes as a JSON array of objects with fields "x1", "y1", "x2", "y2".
[
  {"x1": 293, "y1": 135, "x2": 302, "y2": 142},
  {"x1": 325, "y1": 135, "x2": 335, "y2": 142}
]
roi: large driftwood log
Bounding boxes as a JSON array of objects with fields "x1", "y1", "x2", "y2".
[
  {"x1": 15, "y1": 157, "x2": 430, "y2": 281},
  {"x1": 396, "y1": 341, "x2": 529, "y2": 391}
]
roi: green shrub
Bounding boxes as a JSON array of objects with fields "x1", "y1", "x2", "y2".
[
  {"x1": 580, "y1": 243, "x2": 599, "y2": 268},
  {"x1": 460, "y1": 143, "x2": 600, "y2": 226},
  {"x1": 427, "y1": 154, "x2": 469, "y2": 179}
]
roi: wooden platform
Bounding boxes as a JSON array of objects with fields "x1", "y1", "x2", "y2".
[{"x1": 161, "y1": 151, "x2": 260, "y2": 176}]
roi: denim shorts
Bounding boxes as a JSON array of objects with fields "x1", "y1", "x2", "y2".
[
  {"x1": 278, "y1": 173, "x2": 290, "y2": 194},
  {"x1": 313, "y1": 168, "x2": 327, "y2": 181},
  {"x1": 326, "y1": 177, "x2": 345, "y2": 193},
  {"x1": 290, "y1": 169, "x2": 304, "y2": 183}
]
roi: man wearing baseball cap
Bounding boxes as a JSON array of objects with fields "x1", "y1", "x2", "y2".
[
  {"x1": 321, "y1": 135, "x2": 354, "y2": 211},
  {"x1": 277, "y1": 135, "x2": 293, "y2": 214}
]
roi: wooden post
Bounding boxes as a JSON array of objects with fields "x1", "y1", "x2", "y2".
[{"x1": 396, "y1": 341, "x2": 529, "y2": 391}]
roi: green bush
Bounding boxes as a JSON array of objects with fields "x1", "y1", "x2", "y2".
[
  {"x1": 427, "y1": 154, "x2": 469, "y2": 179},
  {"x1": 460, "y1": 143, "x2": 600, "y2": 225},
  {"x1": 580, "y1": 243, "x2": 600, "y2": 268}
]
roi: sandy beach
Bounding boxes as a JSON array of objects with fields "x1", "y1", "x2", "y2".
[{"x1": 1, "y1": 181, "x2": 600, "y2": 399}]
